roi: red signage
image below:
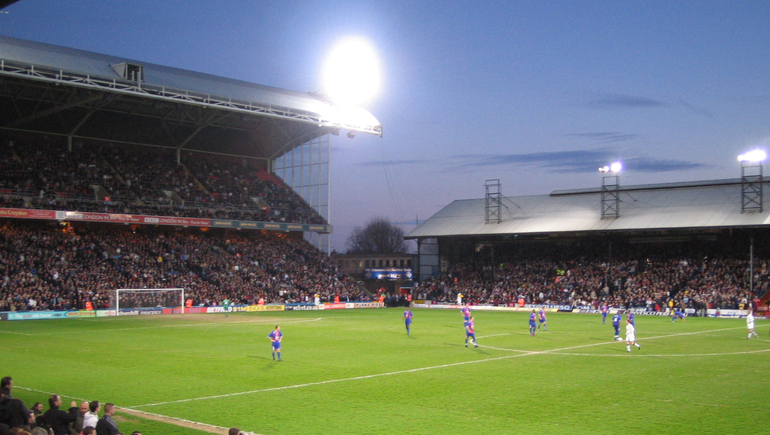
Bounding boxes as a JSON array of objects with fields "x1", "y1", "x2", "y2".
[{"x1": 0, "y1": 208, "x2": 211, "y2": 227}]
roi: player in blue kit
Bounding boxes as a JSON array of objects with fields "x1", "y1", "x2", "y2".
[
  {"x1": 461, "y1": 303, "x2": 471, "y2": 323},
  {"x1": 403, "y1": 308, "x2": 413, "y2": 335},
  {"x1": 268, "y1": 325, "x2": 282, "y2": 361},
  {"x1": 612, "y1": 312, "x2": 622, "y2": 341},
  {"x1": 538, "y1": 308, "x2": 547, "y2": 331},
  {"x1": 529, "y1": 309, "x2": 537, "y2": 336},
  {"x1": 671, "y1": 310, "x2": 686, "y2": 322},
  {"x1": 465, "y1": 316, "x2": 478, "y2": 347},
  {"x1": 600, "y1": 304, "x2": 608, "y2": 324}
]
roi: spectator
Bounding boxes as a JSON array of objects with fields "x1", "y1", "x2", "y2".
[
  {"x1": 68, "y1": 402, "x2": 88, "y2": 435},
  {"x1": 40, "y1": 396, "x2": 77, "y2": 435},
  {"x1": 0, "y1": 378, "x2": 11, "y2": 397},
  {"x1": 0, "y1": 386, "x2": 33, "y2": 429},
  {"x1": 81, "y1": 402, "x2": 98, "y2": 431},
  {"x1": 94, "y1": 403, "x2": 120, "y2": 435}
]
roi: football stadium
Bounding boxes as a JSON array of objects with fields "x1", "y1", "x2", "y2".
[{"x1": 2, "y1": 11, "x2": 770, "y2": 435}]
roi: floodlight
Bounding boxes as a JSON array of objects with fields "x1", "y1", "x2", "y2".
[
  {"x1": 738, "y1": 150, "x2": 767, "y2": 163},
  {"x1": 322, "y1": 38, "x2": 381, "y2": 105},
  {"x1": 598, "y1": 162, "x2": 622, "y2": 173}
]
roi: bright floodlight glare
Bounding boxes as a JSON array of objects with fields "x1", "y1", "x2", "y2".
[
  {"x1": 599, "y1": 162, "x2": 622, "y2": 173},
  {"x1": 323, "y1": 38, "x2": 380, "y2": 105},
  {"x1": 738, "y1": 149, "x2": 767, "y2": 162}
]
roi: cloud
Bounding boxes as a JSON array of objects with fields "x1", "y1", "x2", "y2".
[
  {"x1": 565, "y1": 132, "x2": 639, "y2": 143},
  {"x1": 449, "y1": 149, "x2": 710, "y2": 174},
  {"x1": 356, "y1": 159, "x2": 431, "y2": 167},
  {"x1": 450, "y1": 149, "x2": 614, "y2": 173},
  {"x1": 622, "y1": 156, "x2": 711, "y2": 172},
  {"x1": 679, "y1": 99, "x2": 713, "y2": 118},
  {"x1": 587, "y1": 94, "x2": 668, "y2": 109}
]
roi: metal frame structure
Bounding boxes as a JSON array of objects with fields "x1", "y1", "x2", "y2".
[
  {"x1": 741, "y1": 159, "x2": 763, "y2": 213},
  {"x1": 273, "y1": 134, "x2": 331, "y2": 252},
  {"x1": 0, "y1": 59, "x2": 383, "y2": 136},
  {"x1": 485, "y1": 179, "x2": 502, "y2": 224},
  {"x1": 601, "y1": 173, "x2": 620, "y2": 219}
]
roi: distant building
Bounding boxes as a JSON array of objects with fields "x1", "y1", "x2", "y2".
[{"x1": 332, "y1": 253, "x2": 414, "y2": 281}]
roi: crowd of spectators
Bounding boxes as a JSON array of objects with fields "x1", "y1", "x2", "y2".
[
  {"x1": 0, "y1": 215, "x2": 765, "y2": 313},
  {"x1": 0, "y1": 220, "x2": 364, "y2": 312},
  {"x1": 0, "y1": 137, "x2": 325, "y2": 225},
  {"x1": 414, "y1": 251, "x2": 768, "y2": 312},
  {"x1": 0, "y1": 375, "x2": 135, "y2": 435}
]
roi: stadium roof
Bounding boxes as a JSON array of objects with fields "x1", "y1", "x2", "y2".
[
  {"x1": 0, "y1": 35, "x2": 381, "y2": 159},
  {"x1": 405, "y1": 178, "x2": 770, "y2": 239}
]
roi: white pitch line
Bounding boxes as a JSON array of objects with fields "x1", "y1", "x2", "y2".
[
  {"x1": 547, "y1": 349, "x2": 770, "y2": 357},
  {"x1": 16, "y1": 386, "x2": 89, "y2": 403},
  {"x1": 477, "y1": 345, "x2": 531, "y2": 352},
  {"x1": 131, "y1": 323, "x2": 761, "y2": 409},
  {"x1": 131, "y1": 352, "x2": 530, "y2": 408},
  {"x1": 119, "y1": 406, "x2": 257, "y2": 435},
  {"x1": 476, "y1": 333, "x2": 512, "y2": 339},
  {"x1": 0, "y1": 330, "x2": 34, "y2": 336}
]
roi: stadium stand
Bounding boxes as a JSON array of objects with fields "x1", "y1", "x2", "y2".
[
  {"x1": 0, "y1": 135, "x2": 325, "y2": 225},
  {"x1": 0, "y1": 220, "x2": 364, "y2": 312},
  {"x1": 413, "y1": 249, "x2": 768, "y2": 312}
]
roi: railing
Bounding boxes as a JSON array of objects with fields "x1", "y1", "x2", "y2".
[{"x1": 0, "y1": 58, "x2": 383, "y2": 136}]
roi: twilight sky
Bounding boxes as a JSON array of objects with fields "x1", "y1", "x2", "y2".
[{"x1": 2, "y1": 1, "x2": 769, "y2": 252}]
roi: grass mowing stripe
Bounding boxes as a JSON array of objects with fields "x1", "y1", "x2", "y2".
[
  {"x1": 5, "y1": 310, "x2": 767, "y2": 434},
  {"x1": 131, "y1": 323, "x2": 755, "y2": 409},
  {"x1": 15, "y1": 316, "x2": 323, "y2": 335}
]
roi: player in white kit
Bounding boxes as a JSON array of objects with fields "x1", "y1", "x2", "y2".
[
  {"x1": 625, "y1": 319, "x2": 641, "y2": 352},
  {"x1": 747, "y1": 312, "x2": 759, "y2": 339}
]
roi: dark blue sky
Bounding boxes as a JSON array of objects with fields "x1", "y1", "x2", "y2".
[{"x1": 2, "y1": 1, "x2": 769, "y2": 251}]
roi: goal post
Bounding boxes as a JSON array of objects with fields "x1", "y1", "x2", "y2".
[{"x1": 110, "y1": 288, "x2": 185, "y2": 314}]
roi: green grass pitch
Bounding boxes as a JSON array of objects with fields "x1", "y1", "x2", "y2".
[{"x1": 2, "y1": 308, "x2": 767, "y2": 434}]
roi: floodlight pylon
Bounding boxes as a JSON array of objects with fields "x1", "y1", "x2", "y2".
[
  {"x1": 600, "y1": 172, "x2": 620, "y2": 219},
  {"x1": 740, "y1": 159, "x2": 763, "y2": 213},
  {"x1": 485, "y1": 179, "x2": 502, "y2": 224}
]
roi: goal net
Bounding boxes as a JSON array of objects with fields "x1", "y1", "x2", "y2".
[{"x1": 110, "y1": 288, "x2": 185, "y2": 313}]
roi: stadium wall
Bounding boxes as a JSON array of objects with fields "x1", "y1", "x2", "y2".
[{"x1": 0, "y1": 302, "x2": 384, "y2": 321}]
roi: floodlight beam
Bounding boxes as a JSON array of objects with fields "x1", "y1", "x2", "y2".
[{"x1": 738, "y1": 149, "x2": 767, "y2": 163}]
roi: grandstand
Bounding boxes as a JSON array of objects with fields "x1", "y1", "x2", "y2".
[
  {"x1": 0, "y1": 34, "x2": 387, "y2": 317},
  {"x1": 406, "y1": 178, "x2": 770, "y2": 313},
  {"x1": 0, "y1": 34, "x2": 382, "y2": 252}
]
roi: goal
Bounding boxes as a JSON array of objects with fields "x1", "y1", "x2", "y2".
[{"x1": 110, "y1": 288, "x2": 185, "y2": 313}]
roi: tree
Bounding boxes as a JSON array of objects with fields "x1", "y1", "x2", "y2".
[{"x1": 346, "y1": 216, "x2": 408, "y2": 254}]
